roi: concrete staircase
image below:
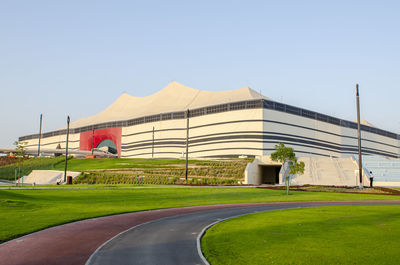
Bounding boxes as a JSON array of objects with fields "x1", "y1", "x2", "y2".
[{"x1": 290, "y1": 157, "x2": 365, "y2": 186}]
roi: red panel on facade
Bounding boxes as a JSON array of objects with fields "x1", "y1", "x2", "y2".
[{"x1": 80, "y1": 127, "x2": 122, "y2": 157}]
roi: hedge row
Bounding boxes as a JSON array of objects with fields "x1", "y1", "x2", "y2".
[
  {"x1": 73, "y1": 172, "x2": 239, "y2": 185},
  {"x1": 142, "y1": 167, "x2": 244, "y2": 179}
]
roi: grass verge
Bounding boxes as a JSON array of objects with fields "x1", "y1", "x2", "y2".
[
  {"x1": 0, "y1": 187, "x2": 399, "y2": 243},
  {"x1": 202, "y1": 205, "x2": 400, "y2": 265}
]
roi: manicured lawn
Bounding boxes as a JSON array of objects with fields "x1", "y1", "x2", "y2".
[
  {"x1": 202, "y1": 205, "x2": 400, "y2": 265},
  {"x1": 52, "y1": 158, "x2": 194, "y2": 171},
  {"x1": 0, "y1": 187, "x2": 399, "y2": 243}
]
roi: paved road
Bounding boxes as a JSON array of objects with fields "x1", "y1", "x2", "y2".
[{"x1": 86, "y1": 201, "x2": 400, "y2": 265}]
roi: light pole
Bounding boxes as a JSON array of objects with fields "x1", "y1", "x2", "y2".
[
  {"x1": 152, "y1": 126, "x2": 155, "y2": 158},
  {"x1": 37, "y1": 113, "x2": 43, "y2": 157},
  {"x1": 64, "y1": 116, "x2": 70, "y2": 183},
  {"x1": 92, "y1": 126, "x2": 95, "y2": 155},
  {"x1": 356, "y1": 84, "x2": 363, "y2": 189},
  {"x1": 185, "y1": 109, "x2": 190, "y2": 183}
]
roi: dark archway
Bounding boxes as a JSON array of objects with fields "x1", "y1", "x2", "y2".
[
  {"x1": 96, "y1": 139, "x2": 118, "y2": 154},
  {"x1": 260, "y1": 165, "x2": 281, "y2": 184}
]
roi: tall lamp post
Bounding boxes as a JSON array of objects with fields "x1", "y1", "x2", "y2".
[
  {"x1": 152, "y1": 126, "x2": 155, "y2": 158},
  {"x1": 185, "y1": 109, "x2": 190, "y2": 183},
  {"x1": 64, "y1": 116, "x2": 70, "y2": 182},
  {"x1": 92, "y1": 126, "x2": 95, "y2": 155},
  {"x1": 37, "y1": 113, "x2": 43, "y2": 157},
  {"x1": 356, "y1": 84, "x2": 363, "y2": 189}
]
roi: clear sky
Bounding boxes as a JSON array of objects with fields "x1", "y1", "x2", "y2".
[{"x1": 1, "y1": 0, "x2": 399, "y2": 147}]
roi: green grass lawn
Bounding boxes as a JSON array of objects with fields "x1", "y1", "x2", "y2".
[
  {"x1": 202, "y1": 205, "x2": 400, "y2": 265},
  {"x1": 0, "y1": 187, "x2": 399, "y2": 243},
  {"x1": 52, "y1": 158, "x2": 196, "y2": 171}
]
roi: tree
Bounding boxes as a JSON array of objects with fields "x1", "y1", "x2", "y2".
[
  {"x1": 270, "y1": 143, "x2": 305, "y2": 195},
  {"x1": 14, "y1": 141, "x2": 28, "y2": 158},
  {"x1": 13, "y1": 141, "x2": 28, "y2": 186}
]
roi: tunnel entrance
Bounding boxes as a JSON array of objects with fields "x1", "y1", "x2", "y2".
[
  {"x1": 96, "y1": 139, "x2": 118, "y2": 154},
  {"x1": 260, "y1": 165, "x2": 281, "y2": 184}
]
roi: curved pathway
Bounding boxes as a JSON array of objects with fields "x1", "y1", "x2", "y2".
[{"x1": 1, "y1": 201, "x2": 399, "y2": 265}]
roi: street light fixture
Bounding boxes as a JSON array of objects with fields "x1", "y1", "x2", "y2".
[
  {"x1": 37, "y1": 113, "x2": 43, "y2": 157},
  {"x1": 64, "y1": 116, "x2": 70, "y2": 183},
  {"x1": 356, "y1": 84, "x2": 363, "y2": 189},
  {"x1": 185, "y1": 109, "x2": 190, "y2": 183}
]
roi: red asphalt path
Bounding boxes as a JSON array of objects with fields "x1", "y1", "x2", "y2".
[{"x1": 1, "y1": 200, "x2": 400, "y2": 265}]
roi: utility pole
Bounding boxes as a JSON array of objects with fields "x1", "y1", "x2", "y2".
[
  {"x1": 185, "y1": 109, "x2": 190, "y2": 183},
  {"x1": 152, "y1": 126, "x2": 155, "y2": 158},
  {"x1": 92, "y1": 126, "x2": 95, "y2": 155},
  {"x1": 37, "y1": 113, "x2": 43, "y2": 157},
  {"x1": 356, "y1": 84, "x2": 363, "y2": 189},
  {"x1": 64, "y1": 116, "x2": 70, "y2": 183}
]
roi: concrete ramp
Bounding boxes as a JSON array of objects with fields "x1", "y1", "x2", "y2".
[
  {"x1": 290, "y1": 157, "x2": 365, "y2": 186},
  {"x1": 20, "y1": 170, "x2": 81, "y2": 185}
]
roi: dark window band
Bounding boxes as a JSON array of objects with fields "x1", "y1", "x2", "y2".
[
  {"x1": 121, "y1": 123, "x2": 398, "y2": 150},
  {"x1": 121, "y1": 134, "x2": 398, "y2": 158}
]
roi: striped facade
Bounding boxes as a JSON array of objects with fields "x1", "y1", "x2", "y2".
[{"x1": 19, "y1": 83, "x2": 400, "y2": 159}]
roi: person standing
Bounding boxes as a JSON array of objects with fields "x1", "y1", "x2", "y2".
[{"x1": 369, "y1": 171, "x2": 374, "y2": 188}]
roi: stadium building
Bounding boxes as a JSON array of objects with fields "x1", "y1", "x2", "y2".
[
  {"x1": 19, "y1": 81, "x2": 400, "y2": 159},
  {"x1": 19, "y1": 82, "x2": 400, "y2": 186}
]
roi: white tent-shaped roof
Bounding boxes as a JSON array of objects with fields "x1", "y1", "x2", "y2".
[{"x1": 69, "y1": 82, "x2": 268, "y2": 129}]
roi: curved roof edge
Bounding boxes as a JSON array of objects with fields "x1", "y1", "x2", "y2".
[{"x1": 69, "y1": 82, "x2": 270, "y2": 129}]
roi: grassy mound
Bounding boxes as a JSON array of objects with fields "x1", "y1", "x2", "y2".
[
  {"x1": 0, "y1": 157, "x2": 251, "y2": 184},
  {"x1": 0, "y1": 157, "x2": 66, "y2": 180}
]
